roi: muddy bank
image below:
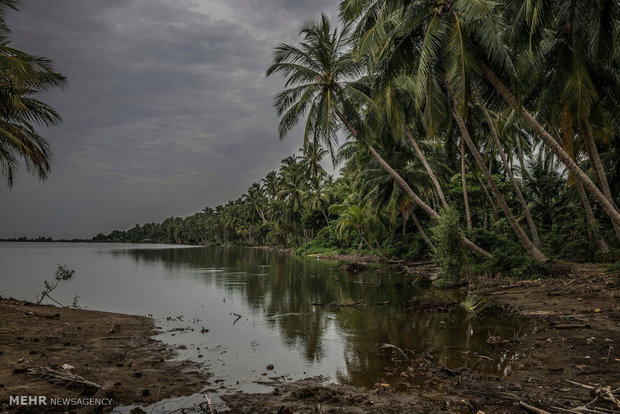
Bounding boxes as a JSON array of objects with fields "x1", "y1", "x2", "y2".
[
  {"x1": 0, "y1": 298, "x2": 209, "y2": 413},
  {"x1": 221, "y1": 263, "x2": 620, "y2": 414}
]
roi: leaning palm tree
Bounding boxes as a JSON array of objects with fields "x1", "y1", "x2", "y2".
[
  {"x1": 343, "y1": 0, "x2": 546, "y2": 261},
  {"x1": 0, "y1": 0, "x2": 66, "y2": 186},
  {"x1": 267, "y1": 13, "x2": 491, "y2": 259}
]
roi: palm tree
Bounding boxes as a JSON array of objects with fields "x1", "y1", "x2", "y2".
[
  {"x1": 343, "y1": 0, "x2": 546, "y2": 261},
  {"x1": 267, "y1": 13, "x2": 491, "y2": 259},
  {"x1": 479, "y1": 102, "x2": 542, "y2": 248},
  {"x1": 0, "y1": 0, "x2": 66, "y2": 186},
  {"x1": 336, "y1": 204, "x2": 388, "y2": 259},
  {"x1": 299, "y1": 142, "x2": 328, "y2": 179},
  {"x1": 477, "y1": 0, "x2": 620, "y2": 240}
]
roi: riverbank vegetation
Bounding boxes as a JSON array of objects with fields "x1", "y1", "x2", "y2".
[{"x1": 95, "y1": 0, "x2": 619, "y2": 281}]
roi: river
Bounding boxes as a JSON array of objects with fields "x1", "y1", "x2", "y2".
[{"x1": 0, "y1": 242, "x2": 526, "y2": 411}]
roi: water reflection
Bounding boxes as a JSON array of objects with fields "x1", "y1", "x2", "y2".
[{"x1": 116, "y1": 246, "x2": 527, "y2": 388}]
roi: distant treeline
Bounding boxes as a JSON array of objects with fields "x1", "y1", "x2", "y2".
[{"x1": 0, "y1": 237, "x2": 87, "y2": 243}]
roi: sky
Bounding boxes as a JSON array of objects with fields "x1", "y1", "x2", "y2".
[{"x1": 0, "y1": 0, "x2": 339, "y2": 239}]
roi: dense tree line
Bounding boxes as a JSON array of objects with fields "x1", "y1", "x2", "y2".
[{"x1": 95, "y1": 0, "x2": 619, "y2": 279}]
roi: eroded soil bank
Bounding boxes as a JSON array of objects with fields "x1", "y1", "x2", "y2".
[
  {"x1": 0, "y1": 298, "x2": 209, "y2": 413},
  {"x1": 222, "y1": 263, "x2": 620, "y2": 414}
]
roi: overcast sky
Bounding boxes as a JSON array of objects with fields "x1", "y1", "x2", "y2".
[{"x1": 0, "y1": 0, "x2": 339, "y2": 239}]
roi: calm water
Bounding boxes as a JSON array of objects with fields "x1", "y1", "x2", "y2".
[{"x1": 0, "y1": 243, "x2": 527, "y2": 410}]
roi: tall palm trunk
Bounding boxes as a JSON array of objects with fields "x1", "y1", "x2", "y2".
[
  {"x1": 515, "y1": 134, "x2": 527, "y2": 179},
  {"x1": 468, "y1": 161, "x2": 501, "y2": 221},
  {"x1": 577, "y1": 181, "x2": 610, "y2": 254},
  {"x1": 404, "y1": 128, "x2": 449, "y2": 209},
  {"x1": 480, "y1": 103, "x2": 542, "y2": 248},
  {"x1": 366, "y1": 143, "x2": 491, "y2": 258},
  {"x1": 583, "y1": 121, "x2": 617, "y2": 211},
  {"x1": 461, "y1": 139, "x2": 473, "y2": 230},
  {"x1": 359, "y1": 231, "x2": 389, "y2": 261},
  {"x1": 410, "y1": 211, "x2": 435, "y2": 251},
  {"x1": 453, "y1": 109, "x2": 547, "y2": 263},
  {"x1": 480, "y1": 62, "x2": 620, "y2": 242},
  {"x1": 337, "y1": 113, "x2": 492, "y2": 259}
]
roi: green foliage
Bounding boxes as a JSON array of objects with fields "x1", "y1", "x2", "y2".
[
  {"x1": 431, "y1": 208, "x2": 465, "y2": 287},
  {"x1": 0, "y1": 1, "x2": 66, "y2": 187},
  {"x1": 461, "y1": 293, "x2": 486, "y2": 313},
  {"x1": 296, "y1": 222, "x2": 362, "y2": 256},
  {"x1": 384, "y1": 233, "x2": 430, "y2": 261},
  {"x1": 475, "y1": 238, "x2": 551, "y2": 279}
]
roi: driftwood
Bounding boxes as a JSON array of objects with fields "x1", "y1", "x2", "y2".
[
  {"x1": 565, "y1": 380, "x2": 620, "y2": 410},
  {"x1": 21, "y1": 365, "x2": 101, "y2": 394},
  {"x1": 25, "y1": 311, "x2": 60, "y2": 320},
  {"x1": 519, "y1": 401, "x2": 551, "y2": 414}
]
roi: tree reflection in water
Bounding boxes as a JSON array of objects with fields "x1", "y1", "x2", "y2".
[{"x1": 119, "y1": 246, "x2": 527, "y2": 387}]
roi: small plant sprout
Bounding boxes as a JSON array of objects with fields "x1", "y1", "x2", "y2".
[
  {"x1": 461, "y1": 293, "x2": 486, "y2": 313},
  {"x1": 36, "y1": 265, "x2": 75, "y2": 306}
]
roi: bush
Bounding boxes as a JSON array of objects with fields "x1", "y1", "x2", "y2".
[
  {"x1": 431, "y1": 208, "x2": 465, "y2": 287},
  {"x1": 296, "y1": 221, "x2": 361, "y2": 255},
  {"x1": 474, "y1": 236, "x2": 551, "y2": 279},
  {"x1": 383, "y1": 232, "x2": 430, "y2": 261}
]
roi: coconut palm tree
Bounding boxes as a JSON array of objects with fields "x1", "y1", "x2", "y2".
[
  {"x1": 0, "y1": 0, "x2": 66, "y2": 186},
  {"x1": 342, "y1": 0, "x2": 547, "y2": 261},
  {"x1": 336, "y1": 204, "x2": 389, "y2": 259},
  {"x1": 267, "y1": 13, "x2": 491, "y2": 259}
]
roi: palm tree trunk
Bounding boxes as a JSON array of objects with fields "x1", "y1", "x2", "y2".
[
  {"x1": 337, "y1": 113, "x2": 492, "y2": 259},
  {"x1": 360, "y1": 232, "x2": 389, "y2": 261},
  {"x1": 480, "y1": 102, "x2": 542, "y2": 248},
  {"x1": 584, "y1": 120, "x2": 617, "y2": 210},
  {"x1": 410, "y1": 211, "x2": 435, "y2": 251},
  {"x1": 468, "y1": 161, "x2": 501, "y2": 221},
  {"x1": 461, "y1": 139, "x2": 473, "y2": 230},
  {"x1": 515, "y1": 135, "x2": 527, "y2": 179},
  {"x1": 404, "y1": 128, "x2": 449, "y2": 209},
  {"x1": 453, "y1": 108, "x2": 547, "y2": 263},
  {"x1": 322, "y1": 210, "x2": 330, "y2": 226},
  {"x1": 577, "y1": 181, "x2": 610, "y2": 254},
  {"x1": 480, "y1": 62, "x2": 620, "y2": 242}
]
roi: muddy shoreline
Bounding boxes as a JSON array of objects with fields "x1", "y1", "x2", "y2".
[{"x1": 0, "y1": 298, "x2": 210, "y2": 413}]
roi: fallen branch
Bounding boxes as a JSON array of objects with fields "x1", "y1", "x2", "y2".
[
  {"x1": 519, "y1": 401, "x2": 551, "y2": 414},
  {"x1": 24, "y1": 311, "x2": 60, "y2": 320},
  {"x1": 21, "y1": 366, "x2": 100, "y2": 394}
]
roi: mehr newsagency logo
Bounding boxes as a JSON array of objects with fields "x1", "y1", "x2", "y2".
[{"x1": 8, "y1": 395, "x2": 113, "y2": 407}]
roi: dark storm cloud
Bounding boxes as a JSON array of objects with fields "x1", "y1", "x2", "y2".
[{"x1": 0, "y1": 0, "x2": 339, "y2": 238}]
